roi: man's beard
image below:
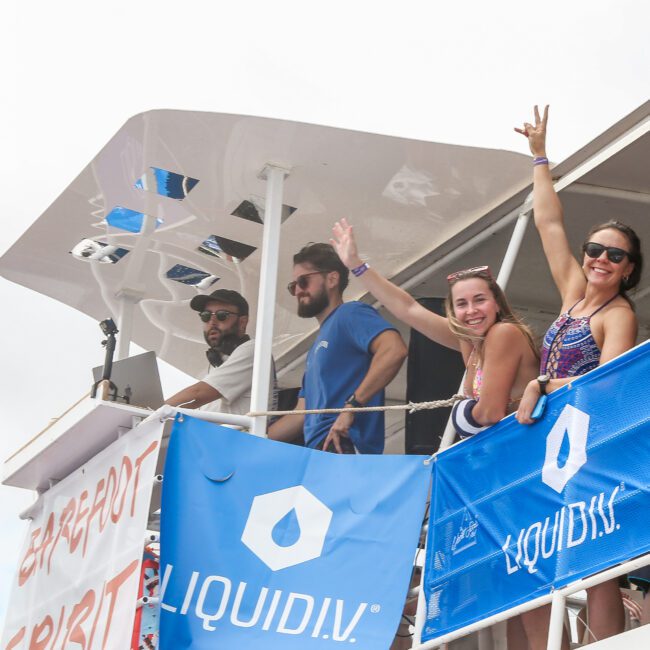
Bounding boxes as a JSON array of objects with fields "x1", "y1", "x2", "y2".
[
  {"x1": 204, "y1": 327, "x2": 242, "y2": 357},
  {"x1": 297, "y1": 289, "x2": 330, "y2": 318}
]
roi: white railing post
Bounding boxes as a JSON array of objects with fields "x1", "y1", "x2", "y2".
[
  {"x1": 547, "y1": 590, "x2": 566, "y2": 650},
  {"x1": 250, "y1": 164, "x2": 290, "y2": 438}
]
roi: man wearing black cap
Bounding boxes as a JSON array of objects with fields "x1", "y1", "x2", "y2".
[{"x1": 166, "y1": 289, "x2": 276, "y2": 415}]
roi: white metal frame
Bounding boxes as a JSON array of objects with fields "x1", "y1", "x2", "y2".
[
  {"x1": 409, "y1": 552, "x2": 650, "y2": 650},
  {"x1": 249, "y1": 164, "x2": 290, "y2": 437}
]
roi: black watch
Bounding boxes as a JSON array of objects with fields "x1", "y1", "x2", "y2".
[
  {"x1": 345, "y1": 393, "x2": 363, "y2": 408},
  {"x1": 537, "y1": 374, "x2": 550, "y2": 395}
]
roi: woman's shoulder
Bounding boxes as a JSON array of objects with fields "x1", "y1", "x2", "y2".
[
  {"x1": 601, "y1": 297, "x2": 637, "y2": 324},
  {"x1": 485, "y1": 321, "x2": 527, "y2": 342},
  {"x1": 484, "y1": 322, "x2": 532, "y2": 353},
  {"x1": 484, "y1": 323, "x2": 539, "y2": 368}
]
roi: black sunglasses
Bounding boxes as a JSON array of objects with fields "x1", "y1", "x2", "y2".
[
  {"x1": 199, "y1": 309, "x2": 241, "y2": 323},
  {"x1": 287, "y1": 271, "x2": 325, "y2": 296},
  {"x1": 582, "y1": 242, "x2": 631, "y2": 264}
]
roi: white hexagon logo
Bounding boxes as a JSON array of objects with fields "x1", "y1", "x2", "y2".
[
  {"x1": 542, "y1": 404, "x2": 589, "y2": 493},
  {"x1": 241, "y1": 486, "x2": 333, "y2": 571}
]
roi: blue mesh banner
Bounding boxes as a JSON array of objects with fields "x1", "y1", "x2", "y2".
[
  {"x1": 422, "y1": 341, "x2": 650, "y2": 642},
  {"x1": 160, "y1": 417, "x2": 430, "y2": 649}
]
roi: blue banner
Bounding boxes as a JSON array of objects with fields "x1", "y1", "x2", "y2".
[
  {"x1": 159, "y1": 416, "x2": 430, "y2": 649},
  {"x1": 422, "y1": 341, "x2": 650, "y2": 642}
]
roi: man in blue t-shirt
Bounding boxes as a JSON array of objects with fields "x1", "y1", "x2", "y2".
[{"x1": 268, "y1": 243, "x2": 407, "y2": 453}]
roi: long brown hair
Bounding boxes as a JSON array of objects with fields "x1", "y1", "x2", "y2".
[{"x1": 444, "y1": 268, "x2": 539, "y2": 363}]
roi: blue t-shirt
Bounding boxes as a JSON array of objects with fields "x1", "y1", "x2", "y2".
[{"x1": 300, "y1": 301, "x2": 396, "y2": 454}]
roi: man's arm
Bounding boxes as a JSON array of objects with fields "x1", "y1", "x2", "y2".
[
  {"x1": 351, "y1": 329, "x2": 407, "y2": 404},
  {"x1": 167, "y1": 340, "x2": 255, "y2": 410},
  {"x1": 267, "y1": 397, "x2": 305, "y2": 443},
  {"x1": 166, "y1": 382, "x2": 221, "y2": 409},
  {"x1": 323, "y1": 329, "x2": 407, "y2": 452}
]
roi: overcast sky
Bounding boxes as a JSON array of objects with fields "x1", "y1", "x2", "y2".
[{"x1": 1, "y1": 0, "x2": 648, "y2": 628}]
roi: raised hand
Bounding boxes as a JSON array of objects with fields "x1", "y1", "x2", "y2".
[
  {"x1": 331, "y1": 218, "x2": 363, "y2": 270},
  {"x1": 514, "y1": 104, "x2": 549, "y2": 157}
]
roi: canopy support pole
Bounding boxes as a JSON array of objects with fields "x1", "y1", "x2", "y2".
[
  {"x1": 250, "y1": 164, "x2": 290, "y2": 438},
  {"x1": 114, "y1": 212, "x2": 156, "y2": 360}
]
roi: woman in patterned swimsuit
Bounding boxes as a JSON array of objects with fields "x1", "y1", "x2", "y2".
[
  {"x1": 515, "y1": 106, "x2": 643, "y2": 647},
  {"x1": 331, "y1": 219, "x2": 540, "y2": 439}
]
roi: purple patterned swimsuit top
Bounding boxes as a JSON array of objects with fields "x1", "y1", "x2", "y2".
[{"x1": 540, "y1": 296, "x2": 617, "y2": 378}]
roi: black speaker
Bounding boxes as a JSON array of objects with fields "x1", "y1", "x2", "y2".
[{"x1": 405, "y1": 298, "x2": 466, "y2": 455}]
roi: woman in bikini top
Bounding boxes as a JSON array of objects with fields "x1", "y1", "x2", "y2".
[{"x1": 331, "y1": 220, "x2": 540, "y2": 439}]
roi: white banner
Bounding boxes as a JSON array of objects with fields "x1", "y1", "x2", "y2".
[{"x1": 2, "y1": 416, "x2": 164, "y2": 650}]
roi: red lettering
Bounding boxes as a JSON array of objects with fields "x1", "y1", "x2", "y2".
[
  {"x1": 101, "y1": 468, "x2": 117, "y2": 531},
  {"x1": 101, "y1": 560, "x2": 138, "y2": 649},
  {"x1": 18, "y1": 527, "x2": 41, "y2": 586},
  {"x1": 110, "y1": 457, "x2": 132, "y2": 524},
  {"x1": 38, "y1": 513, "x2": 55, "y2": 570},
  {"x1": 70, "y1": 490, "x2": 89, "y2": 554},
  {"x1": 87, "y1": 577, "x2": 105, "y2": 650},
  {"x1": 47, "y1": 606, "x2": 65, "y2": 650},
  {"x1": 47, "y1": 498, "x2": 76, "y2": 574},
  {"x1": 60, "y1": 589, "x2": 95, "y2": 649},
  {"x1": 4, "y1": 626, "x2": 25, "y2": 650},
  {"x1": 28, "y1": 615, "x2": 53, "y2": 650},
  {"x1": 83, "y1": 477, "x2": 106, "y2": 556},
  {"x1": 130, "y1": 441, "x2": 159, "y2": 517}
]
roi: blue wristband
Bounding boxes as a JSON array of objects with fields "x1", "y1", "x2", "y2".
[
  {"x1": 351, "y1": 262, "x2": 369, "y2": 277},
  {"x1": 451, "y1": 398, "x2": 488, "y2": 439}
]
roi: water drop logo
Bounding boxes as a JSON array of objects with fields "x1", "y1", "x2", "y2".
[
  {"x1": 241, "y1": 486, "x2": 333, "y2": 571},
  {"x1": 542, "y1": 404, "x2": 589, "y2": 493}
]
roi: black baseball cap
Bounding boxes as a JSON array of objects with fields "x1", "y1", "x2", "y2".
[{"x1": 190, "y1": 289, "x2": 249, "y2": 316}]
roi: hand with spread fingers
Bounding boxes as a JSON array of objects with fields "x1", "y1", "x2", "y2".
[
  {"x1": 331, "y1": 218, "x2": 363, "y2": 270},
  {"x1": 322, "y1": 411, "x2": 355, "y2": 453},
  {"x1": 515, "y1": 104, "x2": 549, "y2": 158}
]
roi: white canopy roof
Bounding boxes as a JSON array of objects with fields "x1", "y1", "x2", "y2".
[{"x1": 0, "y1": 110, "x2": 535, "y2": 384}]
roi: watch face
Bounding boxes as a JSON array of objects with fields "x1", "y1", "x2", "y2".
[{"x1": 537, "y1": 374, "x2": 550, "y2": 394}]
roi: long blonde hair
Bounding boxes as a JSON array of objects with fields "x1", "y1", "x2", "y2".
[{"x1": 444, "y1": 268, "x2": 539, "y2": 363}]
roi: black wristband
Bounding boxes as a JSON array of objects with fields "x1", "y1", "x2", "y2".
[{"x1": 345, "y1": 394, "x2": 363, "y2": 408}]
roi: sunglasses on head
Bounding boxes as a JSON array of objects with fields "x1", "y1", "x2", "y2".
[
  {"x1": 199, "y1": 309, "x2": 240, "y2": 323},
  {"x1": 582, "y1": 242, "x2": 631, "y2": 264},
  {"x1": 446, "y1": 266, "x2": 493, "y2": 284},
  {"x1": 287, "y1": 271, "x2": 325, "y2": 296}
]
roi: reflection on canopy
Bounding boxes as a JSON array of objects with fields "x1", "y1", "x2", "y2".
[
  {"x1": 198, "y1": 235, "x2": 257, "y2": 263},
  {"x1": 105, "y1": 207, "x2": 163, "y2": 233},
  {"x1": 165, "y1": 264, "x2": 219, "y2": 289},
  {"x1": 135, "y1": 167, "x2": 199, "y2": 200},
  {"x1": 231, "y1": 198, "x2": 297, "y2": 225},
  {"x1": 70, "y1": 239, "x2": 129, "y2": 264}
]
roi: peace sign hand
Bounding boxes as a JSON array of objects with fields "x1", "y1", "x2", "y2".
[{"x1": 514, "y1": 104, "x2": 549, "y2": 158}]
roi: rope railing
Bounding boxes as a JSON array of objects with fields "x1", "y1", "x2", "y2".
[{"x1": 247, "y1": 394, "x2": 464, "y2": 418}]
